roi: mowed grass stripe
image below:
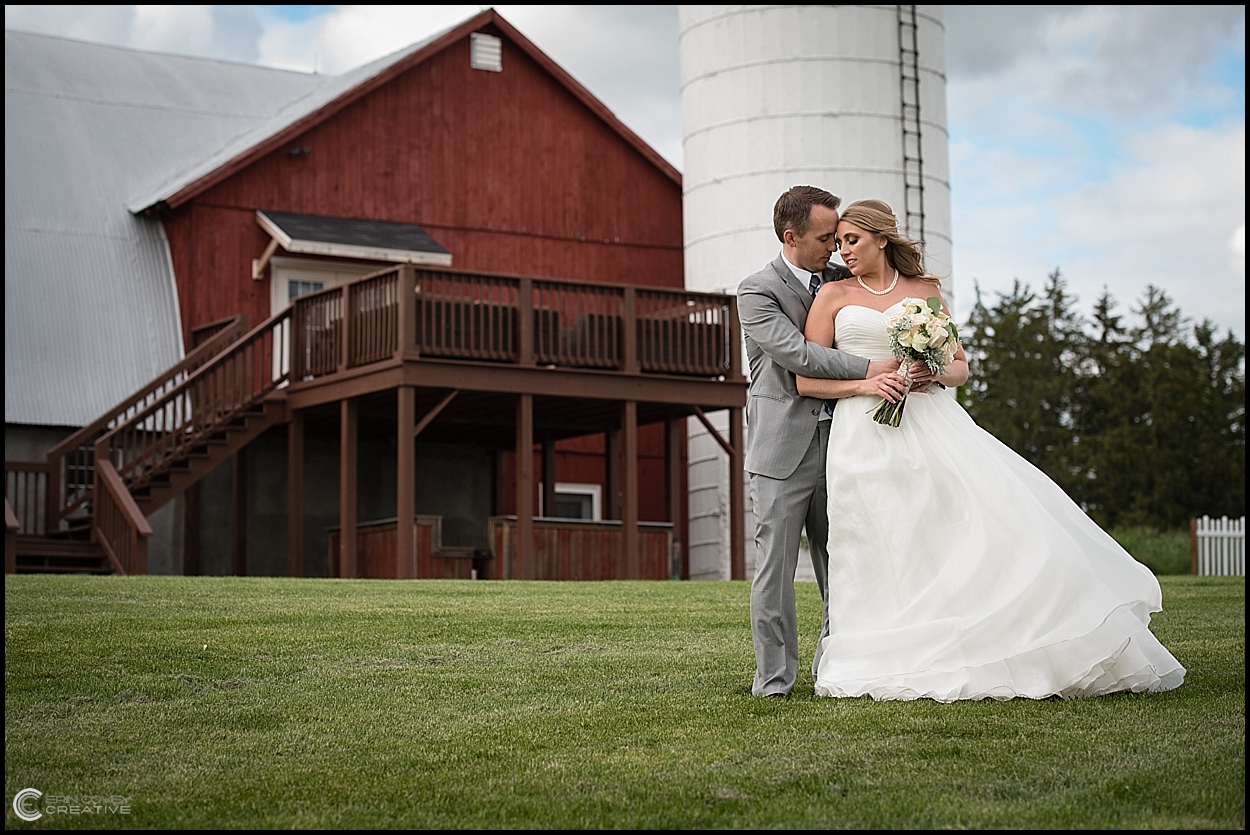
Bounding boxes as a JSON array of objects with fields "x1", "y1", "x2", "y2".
[{"x1": 4, "y1": 575, "x2": 1244, "y2": 829}]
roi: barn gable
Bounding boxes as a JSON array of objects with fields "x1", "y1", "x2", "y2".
[{"x1": 150, "y1": 10, "x2": 685, "y2": 342}]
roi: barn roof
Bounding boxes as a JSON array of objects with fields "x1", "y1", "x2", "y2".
[
  {"x1": 4, "y1": 29, "x2": 325, "y2": 426},
  {"x1": 257, "y1": 211, "x2": 452, "y2": 266}
]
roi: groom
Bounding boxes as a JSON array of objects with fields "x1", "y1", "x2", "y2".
[{"x1": 737, "y1": 185, "x2": 894, "y2": 697}]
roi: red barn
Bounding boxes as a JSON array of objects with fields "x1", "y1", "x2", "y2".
[{"x1": 5, "y1": 10, "x2": 747, "y2": 579}]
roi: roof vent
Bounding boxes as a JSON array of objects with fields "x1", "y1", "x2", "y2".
[{"x1": 470, "y1": 33, "x2": 502, "y2": 72}]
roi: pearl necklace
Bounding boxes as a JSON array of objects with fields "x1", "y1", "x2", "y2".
[{"x1": 857, "y1": 269, "x2": 899, "y2": 296}]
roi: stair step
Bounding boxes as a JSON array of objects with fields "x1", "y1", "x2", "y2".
[
  {"x1": 16, "y1": 555, "x2": 112, "y2": 574},
  {"x1": 108, "y1": 392, "x2": 288, "y2": 519},
  {"x1": 15, "y1": 536, "x2": 112, "y2": 574}
]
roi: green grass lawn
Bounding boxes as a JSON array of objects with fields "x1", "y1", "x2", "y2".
[{"x1": 4, "y1": 575, "x2": 1244, "y2": 829}]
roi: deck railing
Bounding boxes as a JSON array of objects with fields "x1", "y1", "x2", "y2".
[
  {"x1": 349, "y1": 270, "x2": 401, "y2": 367},
  {"x1": 42, "y1": 314, "x2": 249, "y2": 528},
  {"x1": 94, "y1": 459, "x2": 151, "y2": 575},
  {"x1": 95, "y1": 310, "x2": 291, "y2": 496},
  {"x1": 489, "y1": 516, "x2": 673, "y2": 581},
  {"x1": 637, "y1": 289, "x2": 732, "y2": 375},
  {"x1": 290, "y1": 266, "x2": 740, "y2": 381},
  {"x1": 4, "y1": 461, "x2": 51, "y2": 535}
]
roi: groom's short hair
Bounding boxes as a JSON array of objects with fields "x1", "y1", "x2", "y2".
[{"x1": 774, "y1": 186, "x2": 841, "y2": 242}]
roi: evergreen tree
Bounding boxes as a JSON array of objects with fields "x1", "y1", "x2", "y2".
[
  {"x1": 962, "y1": 270, "x2": 1087, "y2": 499},
  {"x1": 962, "y1": 276, "x2": 1245, "y2": 529}
]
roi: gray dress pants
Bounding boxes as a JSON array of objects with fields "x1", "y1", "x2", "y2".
[{"x1": 749, "y1": 420, "x2": 832, "y2": 696}]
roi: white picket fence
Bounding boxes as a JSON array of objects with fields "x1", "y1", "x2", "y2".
[{"x1": 1192, "y1": 516, "x2": 1245, "y2": 576}]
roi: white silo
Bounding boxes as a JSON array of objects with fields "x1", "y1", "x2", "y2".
[{"x1": 680, "y1": 5, "x2": 953, "y2": 581}]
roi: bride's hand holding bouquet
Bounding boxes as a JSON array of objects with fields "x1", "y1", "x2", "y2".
[{"x1": 870, "y1": 297, "x2": 960, "y2": 427}]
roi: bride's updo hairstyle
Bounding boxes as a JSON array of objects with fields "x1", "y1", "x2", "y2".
[{"x1": 840, "y1": 200, "x2": 941, "y2": 285}]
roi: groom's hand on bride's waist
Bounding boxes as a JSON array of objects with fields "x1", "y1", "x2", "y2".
[{"x1": 866, "y1": 359, "x2": 901, "y2": 378}]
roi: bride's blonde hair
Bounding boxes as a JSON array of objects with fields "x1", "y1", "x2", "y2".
[{"x1": 840, "y1": 200, "x2": 941, "y2": 285}]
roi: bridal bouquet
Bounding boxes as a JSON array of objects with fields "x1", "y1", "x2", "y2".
[{"x1": 870, "y1": 297, "x2": 960, "y2": 427}]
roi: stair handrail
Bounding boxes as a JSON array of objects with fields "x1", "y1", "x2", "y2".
[
  {"x1": 94, "y1": 307, "x2": 292, "y2": 496},
  {"x1": 93, "y1": 458, "x2": 152, "y2": 576},
  {"x1": 45, "y1": 314, "x2": 250, "y2": 527}
]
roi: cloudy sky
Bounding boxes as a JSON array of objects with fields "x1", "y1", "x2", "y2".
[{"x1": 6, "y1": 5, "x2": 1245, "y2": 336}]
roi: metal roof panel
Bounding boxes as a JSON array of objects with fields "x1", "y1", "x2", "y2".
[{"x1": 4, "y1": 30, "x2": 324, "y2": 426}]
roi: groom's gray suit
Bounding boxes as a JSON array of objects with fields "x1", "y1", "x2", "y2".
[{"x1": 738, "y1": 254, "x2": 868, "y2": 696}]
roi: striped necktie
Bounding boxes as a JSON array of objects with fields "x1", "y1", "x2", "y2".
[{"x1": 807, "y1": 273, "x2": 835, "y2": 416}]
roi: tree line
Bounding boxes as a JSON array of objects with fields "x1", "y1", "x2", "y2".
[{"x1": 959, "y1": 270, "x2": 1246, "y2": 530}]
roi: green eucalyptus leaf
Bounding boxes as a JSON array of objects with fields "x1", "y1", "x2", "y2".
[{"x1": 926, "y1": 296, "x2": 942, "y2": 314}]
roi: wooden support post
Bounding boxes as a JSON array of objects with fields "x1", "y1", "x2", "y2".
[
  {"x1": 515, "y1": 394, "x2": 534, "y2": 579},
  {"x1": 621, "y1": 400, "x2": 638, "y2": 579},
  {"x1": 340, "y1": 398, "x2": 358, "y2": 579},
  {"x1": 340, "y1": 284, "x2": 353, "y2": 371},
  {"x1": 1190, "y1": 518, "x2": 1198, "y2": 575},
  {"x1": 494, "y1": 451, "x2": 506, "y2": 519},
  {"x1": 231, "y1": 448, "x2": 247, "y2": 577},
  {"x1": 729, "y1": 406, "x2": 745, "y2": 581},
  {"x1": 728, "y1": 296, "x2": 743, "y2": 381},
  {"x1": 396, "y1": 265, "x2": 417, "y2": 358},
  {"x1": 622, "y1": 287, "x2": 638, "y2": 373},
  {"x1": 605, "y1": 428, "x2": 621, "y2": 520},
  {"x1": 518, "y1": 277, "x2": 534, "y2": 367},
  {"x1": 397, "y1": 386, "x2": 416, "y2": 579},
  {"x1": 287, "y1": 410, "x2": 304, "y2": 578},
  {"x1": 45, "y1": 457, "x2": 60, "y2": 537},
  {"x1": 5, "y1": 499, "x2": 18, "y2": 574},
  {"x1": 290, "y1": 299, "x2": 305, "y2": 381},
  {"x1": 542, "y1": 439, "x2": 557, "y2": 518},
  {"x1": 665, "y1": 417, "x2": 684, "y2": 580}
]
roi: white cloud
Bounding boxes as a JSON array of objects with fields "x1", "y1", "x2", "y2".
[
  {"x1": 130, "y1": 5, "x2": 215, "y2": 55},
  {"x1": 307, "y1": 5, "x2": 480, "y2": 75},
  {"x1": 1230, "y1": 223, "x2": 1246, "y2": 279},
  {"x1": 946, "y1": 6, "x2": 1246, "y2": 336},
  {"x1": 957, "y1": 122, "x2": 1246, "y2": 336},
  {"x1": 4, "y1": 4, "x2": 136, "y2": 45},
  {"x1": 946, "y1": 5, "x2": 1245, "y2": 123}
]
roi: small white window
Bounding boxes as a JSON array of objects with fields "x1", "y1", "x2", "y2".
[
  {"x1": 288, "y1": 280, "x2": 324, "y2": 301},
  {"x1": 470, "y1": 33, "x2": 502, "y2": 72},
  {"x1": 540, "y1": 483, "x2": 602, "y2": 520}
]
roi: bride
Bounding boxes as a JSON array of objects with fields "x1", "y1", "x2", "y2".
[{"x1": 796, "y1": 200, "x2": 1185, "y2": 701}]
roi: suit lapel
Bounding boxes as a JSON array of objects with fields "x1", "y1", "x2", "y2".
[{"x1": 771, "y1": 254, "x2": 814, "y2": 313}]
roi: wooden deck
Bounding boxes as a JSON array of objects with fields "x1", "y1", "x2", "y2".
[{"x1": 7, "y1": 265, "x2": 747, "y2": 580}]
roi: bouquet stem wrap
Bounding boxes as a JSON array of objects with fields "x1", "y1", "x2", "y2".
[{"x1": 870, "y1": 364, "x2": 913, "y2": 427}]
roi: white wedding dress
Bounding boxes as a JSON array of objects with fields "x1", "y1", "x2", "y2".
[{"x1": 814, "y1": 303, "x2": 1186, "y2": 701}]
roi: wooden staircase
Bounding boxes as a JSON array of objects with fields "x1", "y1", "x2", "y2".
[
  {"x1": 7, "y1": 310, "x2": 291, "y2": 574},
  {"x1": 129, "y1": 394, "x2": 287, "y2": 516}
]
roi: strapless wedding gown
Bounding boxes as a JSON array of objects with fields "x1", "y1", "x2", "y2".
[{"x1": 814, "y1": 303, "x2": 1185, "y2": 701}]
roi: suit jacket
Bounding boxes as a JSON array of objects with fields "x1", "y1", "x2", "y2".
[{"x1": 738, "y1": 254, "x2": 868, "y2": 479}]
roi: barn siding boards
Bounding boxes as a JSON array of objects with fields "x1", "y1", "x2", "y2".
[{"x1": 166, "y1": 27, "x2": 681, "y2": 342}]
